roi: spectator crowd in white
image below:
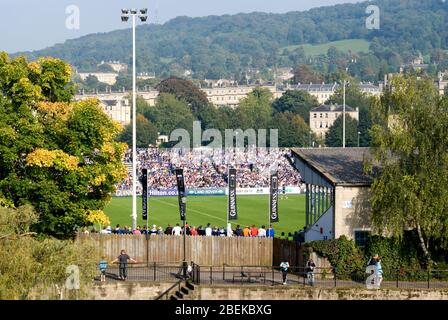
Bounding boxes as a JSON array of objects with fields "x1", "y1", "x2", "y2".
[{"x1": 115, "y1": 147, "x2": 302, "y2": 195}]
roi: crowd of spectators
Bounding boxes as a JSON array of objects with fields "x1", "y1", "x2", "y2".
[
  {"x1": 115, "y1": 147, "x2": 302, "y2": 195},
  {"x1": 85, "y1": 223, "x2": 277, "y2": 238}
]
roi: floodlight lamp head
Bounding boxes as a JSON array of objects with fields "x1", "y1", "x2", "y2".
[
  {"x1": 130, "y1": 8, "x2": 137, "y2": 14},
  {"x1": 121, "y1": 8, "x2": 130, "y2": 15},
  {"x1": 121, "y1": 16, "x2": 129, "y2": 22},
  {"x1": 140, "y1": 15, "x2": 148, "y2": 22},
  {"x1": 140, "y1": 8, "x2": 148, "y2": 15}
]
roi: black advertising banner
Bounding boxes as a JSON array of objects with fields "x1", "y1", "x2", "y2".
[
  {"x1": 228, "y1": 168, "x2": 238, "y2": 220},
  {"x1": 270, "y1": 171, "x2": 279, "y2": 223},
  {"x1": 142, "y1": 168, "x2": 148, "y2": 220},
  {"x1": 175, "y1": 168, "x2": 187, "y2": 221}
]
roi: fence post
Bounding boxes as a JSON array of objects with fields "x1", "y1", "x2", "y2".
[
  {"x1": 397, "y1": 269, "x2": 400, "y2": 288},
  {"x1": 210, "y1": 266, "x2": 212, "y2": 285},
  {"x1": 223, "y1": 264, "x2": 225, "y2": 281},
  {"x1": 333, "y1": 267, "x2": 337, "y2": 288},
  {"x1": 303, "y1": 267, "x2": 306, "y2": 286},
  {"x1": 427, "y1": 269, "x2": 430, "y2": 289},
  {"x1": 153, "y1": 262, "x2": 156, "y2": 281}
]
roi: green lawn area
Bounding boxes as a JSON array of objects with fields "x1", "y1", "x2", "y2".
[
  {"x1": 104, "y1": 195, "x2": 306, "y2": 235},
  {"x1": 280, "y1": 39, "x2": 371, "y2": 57}
]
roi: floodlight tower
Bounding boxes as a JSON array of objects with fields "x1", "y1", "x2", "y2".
[{"x1": 121, "y1": 8, "x2": 148, "y2": 230}]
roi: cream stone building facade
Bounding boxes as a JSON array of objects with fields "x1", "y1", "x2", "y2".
[
  {"x1": 309, "y1": 104, "x2": 359, "y2": 140},
  {"x1": 291, "y1": 148, "x2": 375, "y2": 246},
  {"x1": 78, "y1": 72, "x2": 119, "y2": 86}
]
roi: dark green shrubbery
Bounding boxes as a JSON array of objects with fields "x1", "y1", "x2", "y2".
[{"x1": 304, "y1": 231, "x2": 447, "y2": 281}]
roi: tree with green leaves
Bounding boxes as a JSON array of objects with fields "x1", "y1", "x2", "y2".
[
  {"x1": 293, "y1": 64, "x2": 323, "y2": 84},
  {"x1": 0, "y1": 205, "x2": 97, "y2": 299},
  {"x1": 325, "y1": 114, "x2": 359, "y2": 147},
  {"x1": 234, "y1": 87, "x2": 273, "y2": 130},
  {"x1": 328, "y1": 82, "x2": 374, "y2": 146},
  {"x1": 156, "y1": 77, "x2": 217, "y2": 127},
  {"x1": 0, "y1": 53, "x2": 127, "y2": 238},
  {"x1": 368, "y1": 75, "x2": 448, "y2": 266},
  {"x1": 145, "y1": 93, "x2": 194, "y2": 139},
  {"x1": 272, "y1": 89, "x2": 319, "y2": 123},
  {"x1": 271, "y1": 112, "x2": 311, "y2": 147},
  {"x1": 119, "y1": 114, "x2": 159, "y2": 148}
]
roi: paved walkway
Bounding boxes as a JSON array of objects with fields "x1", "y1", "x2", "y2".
[{"x1": 98, "y1": 266, "x2": 448, "y2": 289}]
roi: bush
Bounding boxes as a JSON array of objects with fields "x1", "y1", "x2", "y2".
[{"x1": 305, "y1": 236, "x2": 365, "y2": 279}]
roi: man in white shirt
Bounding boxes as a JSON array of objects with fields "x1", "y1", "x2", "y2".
[
  {"x1": 258, "y1": 225, "x2": 266, "y2": 237},
  {"x1": 205, "y1": 223, "x2": 212, "y2": 236},
  {"x1": 172, "y1": 223, "x2": 182, "y2": 236}
]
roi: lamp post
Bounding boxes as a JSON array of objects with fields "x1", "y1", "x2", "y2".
[
  {"x1": 358, "y1": 131, "x2": 361, "y2": 148},
  {"x1": 121, "y1": 8, "x2": 148, "y2": 230},
  {"x1": 342, "y1": 80, "x2": 346, "y2": 148}
]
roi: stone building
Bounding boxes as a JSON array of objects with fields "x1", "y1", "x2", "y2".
[
  {"x1": 291, "y1": 148, "x2": 376, "y2": 246},
  {"x1": 309, "y1": 104, "x2": 359, "y2": 140}
]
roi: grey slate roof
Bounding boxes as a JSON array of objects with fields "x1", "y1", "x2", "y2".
[
  {"x1": 291, "y1": 147, "x2": 376, "y2": 186},
  {"x1": 311, "y1": 104, "x2": 356, "y2": 112}
]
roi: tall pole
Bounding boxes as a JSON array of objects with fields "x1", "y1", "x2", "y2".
[
  {"x1": 342, "y1": 80, "x2": 346, "y2": 148},
  {"x1": 132, "y1": 14, "x2": 137, "y2": 230}
]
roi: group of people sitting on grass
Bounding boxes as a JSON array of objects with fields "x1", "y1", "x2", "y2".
[{"x1": 84, "y1": 223, "x2": 277, "y2": 238}]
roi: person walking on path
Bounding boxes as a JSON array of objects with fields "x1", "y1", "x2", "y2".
[
  {"x1": 280, "y1": 261, "x2": 290, "y2": 285},
  {"x1": 111, "y1": 249, "x2": 137, "y2": 281},
  {"x1": 99, "y1": 256, "x2": 108, "y2": 282},
  {"x1": 375, "y1": 255, "x2": 383, "y2": 287},
  {"x1": 306, "y1": 258, "x2": 316, "y2": 286}
]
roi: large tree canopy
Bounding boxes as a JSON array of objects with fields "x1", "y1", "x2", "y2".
[
  {"x1": 0, "y1": 53, "x2": 127, "y2": 238},
  {"x1": 272, "y1": 89, "x2": 319, "y2": 123},
  {"x1": 368, "y1": 75, "x2": 448, "y2": 265},
  {"x1": 325, "y1": 114, "x2": 359, "y2": 147}
]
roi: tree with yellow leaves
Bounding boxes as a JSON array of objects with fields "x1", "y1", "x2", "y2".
[{"x1": 0, "y1": 52, "x2": 127, "y2": 238}]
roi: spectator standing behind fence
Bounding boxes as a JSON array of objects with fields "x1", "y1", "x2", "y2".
[
  {"x1": 280, "y1": 261, "x2": 290, "y2": 285},
  {"x1": 306, "y1": 258, "x2": 316, "y2": 286},
  {"x1": 165, "y1": 224, "x2": 173, "y2": 235},
  {"x1": 375, "y1": 256, "x2": 383, "y2": 287},
  {"x1": 205, "y1": 224, "x2": 213, "y2": 236},
  {"x1": 99, "y1": 256, "x2": 108, "y2": 282},
  {"x1": 111, "y1": 249, "x2": 137, "y2": 281},
  {"x1": 267, "y1": 225, "x2": 275, "y2": 238},
  {"x1": 250, "y1": 225, "x2": 259, "y2": 237},
  {"x1": 172, "y1": 223, "x2": 182, "y2": 236},
  {"x1": 243, "y1": 226, "x2": 251, "y2": 237},
  {"x1": 258, "y1": 225, "x2": 266, "y2": 237},
  {"x1": 234, "y1": 225, "x2": 243, "y2": 237}
]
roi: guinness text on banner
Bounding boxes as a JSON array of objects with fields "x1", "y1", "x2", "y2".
[
  {"x1": 270, "y1": 171, "x2": 279, "y2": 223},
  {"x1": 175, "y1": 168, "x2": 187, "y2": 221},
  {"x1": 141, "y1": 168, "x2": 148, "y2": 220},
  {"x1": 228, "y1": 168, "x2": 238, "y2": 220}
]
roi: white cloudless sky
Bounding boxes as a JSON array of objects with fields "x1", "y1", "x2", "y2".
[{"x1": 0, "y1": 0, "x2": 363, "y2": 53}]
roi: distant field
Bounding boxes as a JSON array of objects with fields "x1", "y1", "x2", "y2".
[
  {"x1": 280, "y1": 39, "x2": 371, "y2": 57},
  {"x1": 104, "y1": 195, "x2": 306, "y2": 236}
]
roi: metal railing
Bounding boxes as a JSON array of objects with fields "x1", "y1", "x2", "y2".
[{"x1": 95, "y1": 263, "x2": 448, "y2": 289}]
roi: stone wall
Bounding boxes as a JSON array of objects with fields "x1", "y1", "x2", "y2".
[
  {"x1": 185, "y1": 286, "x2": 448, "y2": 300},
  {"x1": 89, "y1": 282, "x2": 174, "y2": 300}
]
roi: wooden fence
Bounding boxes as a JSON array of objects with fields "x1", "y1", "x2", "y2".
[
  {"x1": 272, "y1": 238, "x2": 305, "y2": 267},
  {"x1": 77, "y1": 234, "x2": 273, "y2": 266}
]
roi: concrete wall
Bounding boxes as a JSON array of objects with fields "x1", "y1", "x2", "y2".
[
  {"x1": 305, "y1": 206, "x2": 334, "y2": 242},
  {"x1": 334, "y1": 186, "x2": 371, "y2": 239},
  {"x1": 185, "y1": 286, "x2": 448, "y2": 300},
  {"x1": 90, "y1": 282, "x2": 174, "y2": 300}
]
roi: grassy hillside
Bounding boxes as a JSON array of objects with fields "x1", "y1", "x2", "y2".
[{"x1": 280, "y1": 39, "x2": 371, "y2": 57}]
